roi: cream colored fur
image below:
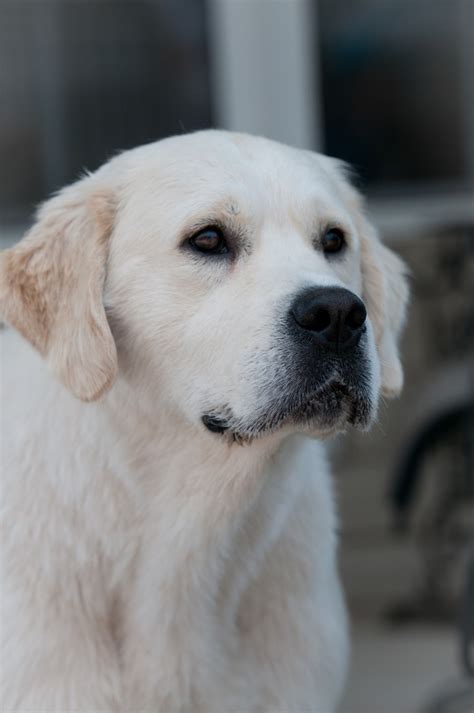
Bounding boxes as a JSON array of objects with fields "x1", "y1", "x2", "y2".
[{"x1": 0, "y1": 131, "x2": 408, "y2": 712}]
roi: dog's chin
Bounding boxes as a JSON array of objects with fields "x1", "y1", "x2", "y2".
[{"x1": 202, "y1": 380, "x2": 375, "y2": 445}]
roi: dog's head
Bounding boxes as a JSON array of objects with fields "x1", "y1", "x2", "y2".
[{"x1": 0, "y1": 131, "x2": 408, "y2": 443}]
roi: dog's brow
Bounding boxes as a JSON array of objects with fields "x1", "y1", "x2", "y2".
[{"x1": 226, "y1": 203, "x2": 240, "y2": 216}]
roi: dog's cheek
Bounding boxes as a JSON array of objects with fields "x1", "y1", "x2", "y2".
[{"x1": 364, "y1": 320, "x2": 382, "y2": 412}]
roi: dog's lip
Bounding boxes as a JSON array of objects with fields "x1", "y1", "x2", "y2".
[{"x1": 202, "y1": 414, "x2": 230, "y2": 434}]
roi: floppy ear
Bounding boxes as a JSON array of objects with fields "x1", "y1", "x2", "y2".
[
  {"x1": 0, "y1": 177, "x2": 117, "y2": 401},
  {"x1": 359, "y1": 220, "x2": 409, "y2": 398}
]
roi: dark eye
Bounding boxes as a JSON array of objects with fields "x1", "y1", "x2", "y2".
[
  {"x1": 321, "y1": 228, "x2": 345, "y2": 255},
  {"x1": 188, "y1": 227, "x2": 229, "y2": 255}
]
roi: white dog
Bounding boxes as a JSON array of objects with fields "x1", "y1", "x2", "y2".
[{"x1": 0, "y1": 131, "x2": 408, "y2": 712}]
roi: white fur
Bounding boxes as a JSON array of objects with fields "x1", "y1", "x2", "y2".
[{"x1": 0, "y1": 131, "x2": 407, "y2": 712}]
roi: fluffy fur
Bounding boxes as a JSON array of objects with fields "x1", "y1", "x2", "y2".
[{"x1": 0, "y1": 131, "x2": 408, "y2": 712}]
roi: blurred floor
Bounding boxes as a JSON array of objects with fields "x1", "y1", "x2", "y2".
[
  {"x1": 336, "y1": 456, "x2": 465, "y2": 713},
  {"x1": 339, "y1": 619, "x2": 458, "y2": 713}
]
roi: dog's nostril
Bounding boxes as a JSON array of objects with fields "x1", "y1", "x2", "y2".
[
  {"x1": 293, "y1": 307, "x2": 331, "y2": 332},
  {"x1": 345, "y1": 303, "x2": 367, "y2": 331},
  {"x1": 310, "y1": 309, "x2": 331, "y2": 332}
]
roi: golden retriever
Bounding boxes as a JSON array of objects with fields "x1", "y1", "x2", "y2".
[{"x1": 0, "y1": 131, "x2": 408, "y2": 712}]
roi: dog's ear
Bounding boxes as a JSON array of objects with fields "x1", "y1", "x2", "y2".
[
  {"x1": 0, "y1": 176, "x2": 117, "y2": 401},
  {"x1": 359, "y1": 221, "x2": 409, "y2": 398}
]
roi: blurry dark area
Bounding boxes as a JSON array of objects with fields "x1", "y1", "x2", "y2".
[
  {"x1": 319, "y1": 0, "x2": 470, "y2": 192},
  {"x1": 0, "y1": 0, "x2": 211, "y2": 223}
]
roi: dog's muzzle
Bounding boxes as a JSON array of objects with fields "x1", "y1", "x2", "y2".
[{"x1": 202, "y1": 287, "x2": 375, "y2": 443}]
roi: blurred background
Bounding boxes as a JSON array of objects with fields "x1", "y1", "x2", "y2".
[{"x1": 1, "y1": 1, "x2": 473, "y2": 711}]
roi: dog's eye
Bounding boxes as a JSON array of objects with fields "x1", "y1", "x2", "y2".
[
  {"x1": 321, "y1": 228, "x2": 345, "y2": 255},
  {"x1": 189, "y1": 227, "x2": 229, "y2": 255}
]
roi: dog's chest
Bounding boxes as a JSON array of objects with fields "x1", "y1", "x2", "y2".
[{"x1": 120, "y1": 436, "x2": 319, "y2": 710}]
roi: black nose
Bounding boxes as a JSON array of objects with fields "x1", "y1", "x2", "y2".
[{"x1": 290, "y1": 287, "x2": 367, "y2": 351}]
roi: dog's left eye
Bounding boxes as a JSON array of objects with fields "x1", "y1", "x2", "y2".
[
  {"x1": 321, "y1": 228, "x2": 346, "y2": 255},
  {"x1": 188, "y1": 227, "x2": 229, "y2": 255}
]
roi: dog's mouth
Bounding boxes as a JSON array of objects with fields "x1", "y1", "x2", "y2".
[{"x1": 202, "y1": 378, "x2": 374, "y2": 444}]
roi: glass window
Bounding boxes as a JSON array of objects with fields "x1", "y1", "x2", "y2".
[
  {"x1": 0, "y1": 0, "x2": 212, "y2": 222},
  {"x1": 318, "y1": 0, "x2": 469, "y2": 192}
]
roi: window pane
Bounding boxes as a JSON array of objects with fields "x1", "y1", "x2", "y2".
[
  {"x1": 318, "y1": 0, "x2": 468, "y2": 191},
  {"x1": 0, "y1": 0, "x2": 212, "y2": 222}
]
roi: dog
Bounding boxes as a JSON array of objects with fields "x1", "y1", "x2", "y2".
[{"x1": 0, "y1": 130, "x2": 408, "y2": 712}]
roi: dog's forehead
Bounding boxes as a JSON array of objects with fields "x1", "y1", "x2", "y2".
[{"x1": 121, "y1": 131, "x2": 348, "y2": 221}]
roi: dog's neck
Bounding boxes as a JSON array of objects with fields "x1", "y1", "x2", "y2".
[{"x1": 98, "y1": 377, "x2": 307, "y2": 610}]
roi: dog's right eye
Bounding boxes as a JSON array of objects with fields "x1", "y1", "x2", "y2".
[{"x1": 188, "y1": 227, "x2": 229, "y2": 255}]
